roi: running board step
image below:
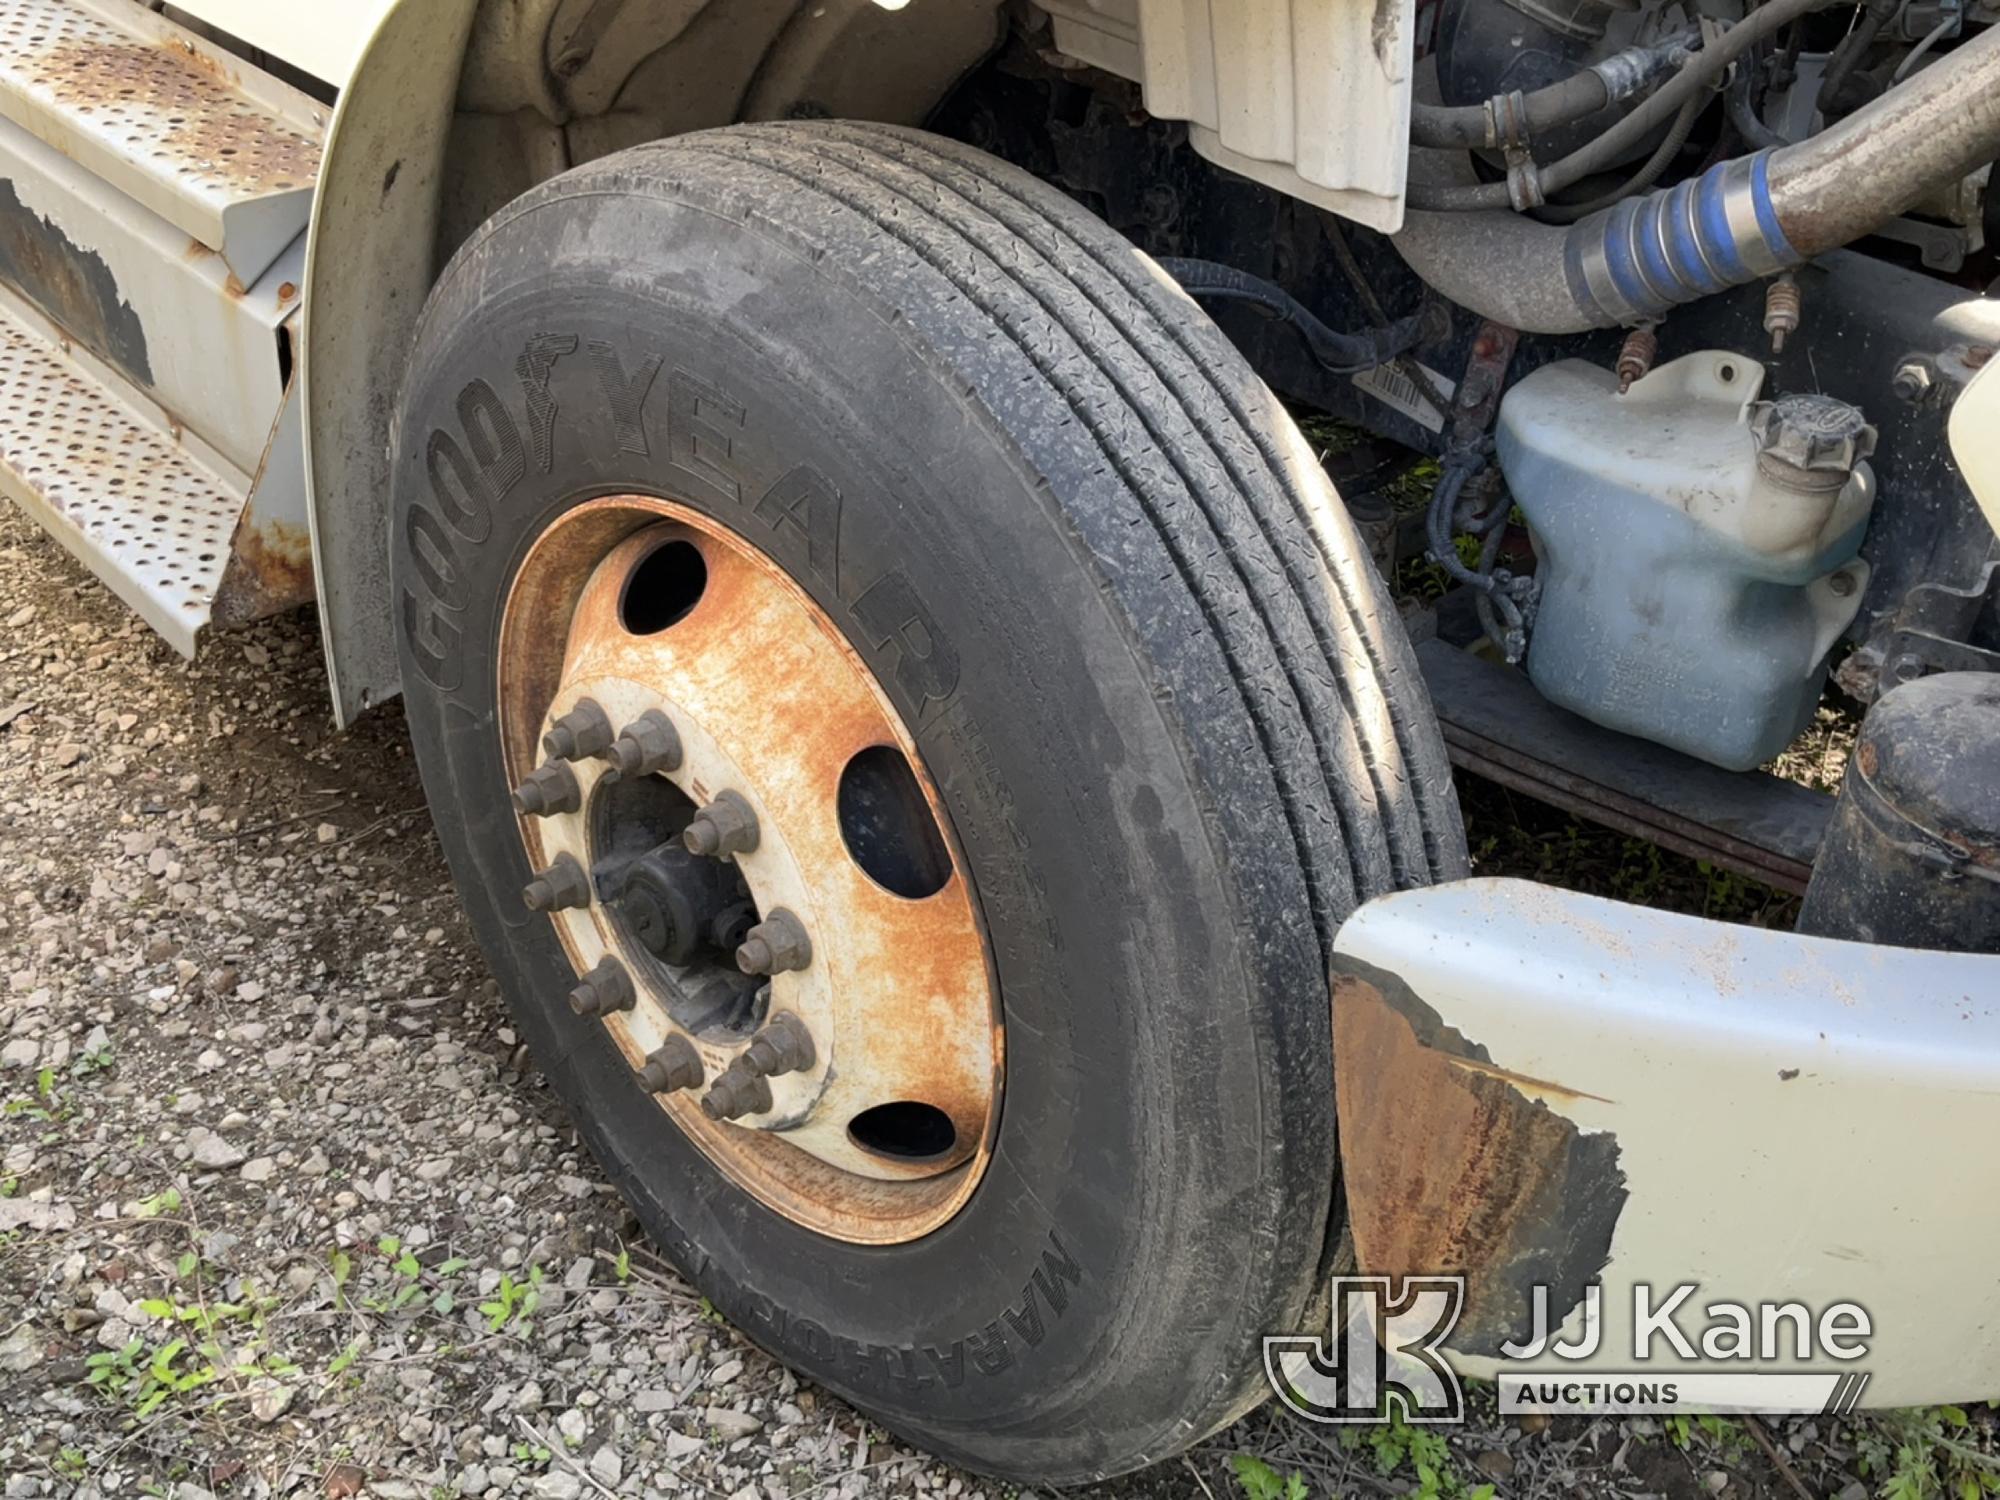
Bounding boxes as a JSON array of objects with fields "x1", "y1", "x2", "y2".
[
  {"x1": 0, "y1": 0, "x2": 326, "y2": 284},
  {"x1": 0, "y1": 296, "x2": 297, "y2": 654}
]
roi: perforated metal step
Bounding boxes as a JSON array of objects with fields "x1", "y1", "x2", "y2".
[
  {"x1": 0, "y1": 0, "x2": 326, "y2": 283},
  {"x1": 0, "y1": 301, "x2": 247, "y2": 654}
]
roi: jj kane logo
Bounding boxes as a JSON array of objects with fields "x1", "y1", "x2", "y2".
[{"x1": 1266, "y1": 1278, "x2": 1875, "y2": 1424}]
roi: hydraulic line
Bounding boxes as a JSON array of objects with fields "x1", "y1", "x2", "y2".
[{"x1": 1155, "y1": 258, "x2": 1427, "y2": 374}]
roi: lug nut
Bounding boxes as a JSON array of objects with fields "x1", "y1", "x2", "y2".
[
  {"x1": 523, "y1": 853, "x2": 592, "y2": 912},
  {"x1": 683, "y1": 790, "x2": 760, "y2": 860},
  {"x1": 602, "y1": 710, "x2": 683, "y2": 781},
  {"x1": 568, "y1": 956, "x2": 636, "y2": 1017},
  {"x1": 512, "y1": 761, "x2": 582, "y2": 817},
  {"x1": 736, "y1": 908, "x2": 812, "y2": 975},
  {"x1": 544, "y1": 699, "x2": 614, "y2": 761},
  {"x1": 700, "y1": 1059, "x2": 773, "y2": 1121},
  {"x1": 741, "y1": 1010, "x2": 816, "y2": 1079},
  {"x1": 638, "y1": 1034, "x2": 705, "y2": 1095}
]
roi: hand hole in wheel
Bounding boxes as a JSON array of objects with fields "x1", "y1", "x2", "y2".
[
  {"x1": 837, "y1": 745, "x2": 952, "y2": 898},
  {"x1": 848, "y1": 1101, "x2": 957, "y2": 1164},
  {"x1": 619, "y1": 538, "x2": 707, "y2": 634}
]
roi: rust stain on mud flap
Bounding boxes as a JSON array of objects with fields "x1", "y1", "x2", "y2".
[
  {"x1": 1332, "y1": 957, "x2": 1628, "y2": 1357},
  {"x1": 212, "y1": 515, "x2": 313, "y2": 626}
]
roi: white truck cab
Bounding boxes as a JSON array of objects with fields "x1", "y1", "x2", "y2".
[{"x1": 1, "y1": 0, "x2": 1997, "y2": 1482}]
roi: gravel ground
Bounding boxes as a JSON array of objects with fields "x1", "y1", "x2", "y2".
[{"x1": 0, "y1": 501, "x2": 1982, "y2": 1500}]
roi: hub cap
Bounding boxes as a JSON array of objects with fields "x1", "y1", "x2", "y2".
[{"x1": 498, "y1": 497, "x2": 1001, "y2": 1244}]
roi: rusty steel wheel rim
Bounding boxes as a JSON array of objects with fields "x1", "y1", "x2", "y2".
[{"x1": 496, "y1": 496, "x2": 1002, "y2": 1245}]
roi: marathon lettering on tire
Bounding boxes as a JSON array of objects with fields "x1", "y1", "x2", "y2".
[{"x1": 736, "y1": 1231, "x2": 1084, "y2": 1393}]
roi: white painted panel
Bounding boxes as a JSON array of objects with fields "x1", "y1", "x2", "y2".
[
  {"x1": 167, "y1": 0, "x2": 393, "y2": 88},
  {"x1": 1951, "y1": 358, "x2": 2000, "y2": 540},
  {"x1": 1043, "y1": 0, "x2": 1413, "y2": 230},
  {"x1": 1333, "y1": 878, "x2": 2000, "y2": 1407},
  {"x1": 0, "y1": 112, "x2": 295, "y2": 472}
]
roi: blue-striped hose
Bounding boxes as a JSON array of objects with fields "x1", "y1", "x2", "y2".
[{"x1": 1563, "y1": 151, "x2": 1798, "y2": 328}]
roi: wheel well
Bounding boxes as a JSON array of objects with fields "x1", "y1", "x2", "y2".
[
  {"x1": 444, "y1": 0, "x2": 1009, "y2": 257},
  {"x1": 303, "y1": 0, "x2": 1007, "y2": 724}
]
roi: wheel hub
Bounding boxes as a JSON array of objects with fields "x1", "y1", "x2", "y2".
[{"x1": 497, "y1": 499, "x2": 1000, "y2": 1243}]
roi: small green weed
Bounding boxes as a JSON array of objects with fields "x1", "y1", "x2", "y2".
[
  {"x1": 478, "y1": 1265, "x2": 544, "y2": 1334},
  {"x1": 133, "y1": 1187, "x2": 182, "y2": 1219},
  {"x1": 1665, "y1": 1413, "x2": 1751, "y2": 1454},
  {"x1": 4, "y1": 1067, "x2": 69, "y2": 1123},
  {"x1": 133, "y1": 1284, "x2": 281, "y2": 1336},
  {"x1": 1231, "y1": 1454, "x2": 1310, "y2": 1500},
  {"x1": 1342, "y1": 1412, "x2": 1495, "y2": 1500},
  {"x1": 326, "y1": 1339, "x2": 364, "y2": 1380},
  {"x1": 85, "y1": 1337, "x2": 228, "y2": 1418},
  {"x1": 1858, "y1": 1407, "x2": 2000, "y2": 1500}
]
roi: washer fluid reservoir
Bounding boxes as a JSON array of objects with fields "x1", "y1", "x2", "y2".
[{"x1": 1498, "y1": 351, "x2": 1876, "y2": 772}]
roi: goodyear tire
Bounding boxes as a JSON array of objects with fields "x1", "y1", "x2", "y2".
[{"x1": 390, "y1": 122, "x2": 1466, "y2": 1483}]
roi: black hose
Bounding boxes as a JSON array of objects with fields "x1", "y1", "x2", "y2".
[
  {"x1": 1411, "y1": 71, "x2": 1610, "y2": 149},
  {"x1": 1818, "y1": 1, "x2": 1887, "y2": 110},
  {"x1": 1406, "y1": 0, "x2": 1832, "y2": 212},
  {"x1": 1534, "y1": 92, "x2": 1707, "y2": 224},
  {"x1": 1155, "y1": 258, "x2": 1426, "y2": 374},
  {"x1": 1725, "y1": 56, "x2": 1790, "y2": 147}
]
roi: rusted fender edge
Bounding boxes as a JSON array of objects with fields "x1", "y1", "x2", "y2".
[
  {"x1": 1328, "y1": 877, "x2": 2000, "y2": 1408},
  {"x1": 1332, "y1": 956, "x2": 1626, "y2": 1358},
  {"x1": 216, "y1": 364, "x2": 316, "y2": 627}
]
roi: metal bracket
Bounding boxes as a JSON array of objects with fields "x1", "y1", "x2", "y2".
[{"x1": 1878, "y1": 559, "x2": 2000, "y2": 689}]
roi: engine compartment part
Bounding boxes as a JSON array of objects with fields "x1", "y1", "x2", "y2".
[
  {"x1": 1408, "y1": 0, "x2": 1831, "y2": 214},
  {"x1": 1500, "y1": 351, "x2": 1875, "y2": 770},
  {"x1": 1396, "y1": 18, "x2": 2000, "y2": 332},
  {"x1": 1154, "y1": 257, "x2": 1430, "y2": 373},
  {"x1": 1953, "y1": 352, "x2": 2000, "y2": 538},
  {"x1": 1418, "y1": 21, "x2": 1690, "y2": 153},
  {"x1": 1797, "y1": 673, "x2": 2000, "y2": 952},
  {"x1": 1034, "y1": 0, "x2": 1416, "y2": 230}
]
